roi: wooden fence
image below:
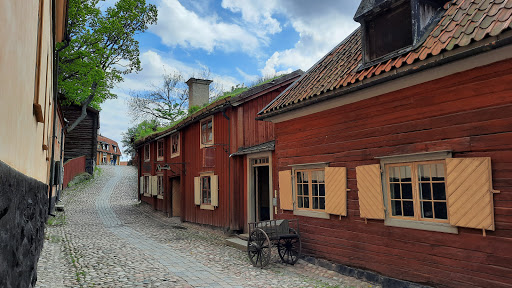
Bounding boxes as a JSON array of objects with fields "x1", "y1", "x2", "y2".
[{"x1": 63, "y1": 156, "x2": 86, "y2": 189}]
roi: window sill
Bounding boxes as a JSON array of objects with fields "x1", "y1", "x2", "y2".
[
  {"x1": 200, "y1": 143, "x2": 214, "y2": 149},
  {"x1": 293, "y1": 209, "x2": 330, "y2": 219},
  {"x1": 157, "y1": 195, "x2": 164, "y2": 200},
  {"x1": 157, "y1": 157, "x2": 164, "y2": 162},
  {"x1": 171, "y1": 153, "x2": 180, "y2": 158},
  {"x1": 200, "y1": 204, "x2": 215, "y2": 210},
  {"x1": 384, "y1": 217, "x2": 458, "y2": 234},
  {"x1": 143, "y1": 193, "x2": 151, "y2": 197}
]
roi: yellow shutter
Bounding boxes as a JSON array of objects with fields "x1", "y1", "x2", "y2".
[
  {"x1": 279, "y1": 170, "x2": 293, "y2": 210},
  {"x1": 151, "y1": 176, "x2": 158, "y2": 196},
  {"x1": 356, "y1": 164, "x2": 385, "y2": 220},
  {"x1": 194, "y1": 177, "x2": 200, "y2": 205},
  {"x1": 139, "y1": 176, "x2": 143, "y2": 194},
  {"x1": 211, "y1": 175, "x2": 219, "y2": 207},
  {"x1": 325, "y1": 167, "x2": 347, "y2": 216},
  {"x1": 446, "y1": 157, "x2": 498, "y2": 231}
]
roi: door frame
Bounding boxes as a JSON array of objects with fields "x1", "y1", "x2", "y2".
[{"x1": 246, "y1": 151, "x2": 273, "y2": 225}]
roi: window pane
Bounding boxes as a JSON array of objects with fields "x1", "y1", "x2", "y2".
[
  {"x1": 421, "y1": 201, "x2": 433, "y2": 218},
  {"x1": 402, "y1": 183, "x2": 413, "y2": 199},
  {"x1": 312, "y1": 184, "x2": 318, "y2": 196},
  {"x1": 298, "y1": 197, "x2": 303, "y2": 208},
  {"x1": 390, "y1": 183, "x2": 401, "y2": 199},
  {"x1": 432, "y1": 164, "x2": 445, "y2": 181},
  {"x1": 303, "y1": 184, "x2": 309, "y2": 196},
  {"x1": 391, "y1": 200, "x2": 402, "y2": 216},
  {"x1": 313, "y1": 197, "x2": 319, "y2": 209},
  {"x1": 400, "y1": 166, "x2": 411, "y2": 182},
  {"x1": 432, "y1": 183, "x2": 446, "y2": 200},
  {"x1": 403, "y1": 201, "x2": 414, "y2": 217},
  {"x1": 311, "y1": 171, "x2": 318, "y2": 184},
  {"x1": 434, "y1": 202, "x2": 448, "y2": 219},
  {"x1": 207, "y1": 120, "x2": 212, "y2": 129},
  {"x1": 319, "y1": 198, "x2": 325, "y2": 210},
  {"x1": 297, "y1": 184, "x2": 303, "y2": 196},
  {"x1": 389, "y1": 166, "x2": 400, "y2": 182},
  {"x1": 296, "y1": 172, "x2": 302, "y2": 183},
  {"x1": 303, "y1": 172, "x2": 309, "y2": 183},
  {"x1": 303, "y1": 197, "x2": 310, "y2": 208},
  {"x1": 420, "y1": 183, "x2": 432, "y2": 200},
  {"x1": 418, "y1": 165, "x2": 430, "y2": 181},
  {"x1": 319, "y1": 184, "x2": 325, "y2": 197},
  {"x1": 317, "y1": 171, "x2": 325, "y2": 183}
]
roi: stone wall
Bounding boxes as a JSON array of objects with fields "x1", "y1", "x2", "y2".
[{"x1": 0, "y1": 160, "x2": 48, "y2": 288}]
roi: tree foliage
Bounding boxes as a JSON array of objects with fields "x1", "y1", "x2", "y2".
[
  {"x1": 58, "y1": 0, "x2": 157, "y2": 131},
  {"x1": 120, "y1": 119, "x2": 160, "y2": 159},
  {"x1": 127, "y1": 72, "x2": 189, "y2": 123}
]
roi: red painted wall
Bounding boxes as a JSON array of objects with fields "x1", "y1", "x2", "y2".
[{"x1": 274, "y1": 58, "x2": 512, "y2": 287}]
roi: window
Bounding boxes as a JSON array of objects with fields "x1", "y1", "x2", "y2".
[
  {"x1": 364, "y1": 3, "x2": 412, "y2": 61},
  {"x1": 296, "y1": 169, "x2": 325, "y2": 211},
  {"x1": 113, "y1": 146, "x2": 117, "y2": 152},
  {"x1": 144, "y1": 175, "x2": 150, "y2": 195},
  {"x1": 194, "y1": 173, "x2": 218, "y2": 210},
  {"x1": 157, "y1": 175, "x2": 164, "y2": 199},
  {"x1": 201, "y1": 175, "x2": 211, "y2": 205},
  {"x1": 200, "y1": 117, "x2": 213, "y2": 148},
  {"x1": 386, "y1": 161, "x2": 448, "y2": 223},
  {"x1": 144, "y1": 144, "x2": 150, "y2": 162},
  {"x1": 171, "y1": 133, "x2": 180, "y2": 157},
  {"x1": 157, "y1": 140, "x2": 164, "y2": 161}
]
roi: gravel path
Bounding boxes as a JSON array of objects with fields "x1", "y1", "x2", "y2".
[{"x1": 36, "y1": 165, "x2": 377, "y2": 288}]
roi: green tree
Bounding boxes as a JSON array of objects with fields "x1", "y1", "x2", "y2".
[
  {"x1": 58, "y1": 0, "x2": 157, "y2": 132},
  {"x1": 120, "y1": 119, "x2": 160, "y2": 159}
]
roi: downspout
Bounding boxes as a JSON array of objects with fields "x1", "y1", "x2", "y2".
[
  {"x1": 56, "y1": 118, "x2": 68, "y2": 202},
  {"x1": 222, "y1": 109, "x2": 231, "y2": 231},
  {"x1": 48, "y1": 0, "x2": 58, "y2": 217}
]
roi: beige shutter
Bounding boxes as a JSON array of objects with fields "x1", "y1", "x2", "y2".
[
  {"x1": 139, "y1": 176, "x2": 144, "y2": 194},
  {"x1": 279, "y1": 170, "x2": 293, "y2": 210},
  {"x1": 194, "y1": 177, "x2": 201, "y2": 205},
  {"x1": 325, "y1": 167, "x2": 347, "y2": 216},
  {"x1": 356, "y1": 164, "x2": 385, "y2": 220},
  {"x1": 151, "y1": 176, "x2": 158, "y2": 196},
  {"x1": 211, "y1": 175, "x2": 219, "y2": 207},
  {"x1": 446, "y1": 157, "x2": 498, "y2": 231}
]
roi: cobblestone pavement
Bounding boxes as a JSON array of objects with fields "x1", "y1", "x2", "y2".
[{"x1": 37, "y1": 166, "x2": 378, "y2": 288}]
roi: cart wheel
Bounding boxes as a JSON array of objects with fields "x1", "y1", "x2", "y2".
[
  {"x1": 247, "y1": 228, "x2": 271, "y2": 268},
  {"x1": 277, "y1": 228, "x2": 301, "y2": 265}
]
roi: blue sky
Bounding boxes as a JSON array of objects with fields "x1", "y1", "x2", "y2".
[{"x1": 98, "y1": 0, "x2": 361, "y2": 160}]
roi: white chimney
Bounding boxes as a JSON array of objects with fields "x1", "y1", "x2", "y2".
[{"x1": 186, "y1": 78, "x2": 212, "y2": 108}]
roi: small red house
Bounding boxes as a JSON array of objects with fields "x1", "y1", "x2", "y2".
[
  {"x1": 135, "y1": 71, "x2": 302, "y2": 230},
  {"x1": 257, "y1": 1, "x2": 512, "y2": 287}
]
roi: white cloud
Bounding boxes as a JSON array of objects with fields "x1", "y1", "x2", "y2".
[
  {"x1": 236, "y1": 67, "x2": 259, "y2": 84},
  {"x1": 150, "y1": 0, "x2": 261, "y2": 54}
]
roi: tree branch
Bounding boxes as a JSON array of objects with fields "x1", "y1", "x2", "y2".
[{"x1": 67, "y1": 82, "x2": 98, "y2": 132}]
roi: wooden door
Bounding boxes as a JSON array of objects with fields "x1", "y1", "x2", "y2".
[{"x1": 171, "y1": 178, "x2": 181, "y2": 217}]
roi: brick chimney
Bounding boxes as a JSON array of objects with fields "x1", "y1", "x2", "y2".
[{"x1": 186, "y1": 78, "x2": 213, "y2": 108}]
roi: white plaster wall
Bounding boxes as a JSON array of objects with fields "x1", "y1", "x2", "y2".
[{"x1": 0, "y1": 1, "x2": 55, "y2": 183}]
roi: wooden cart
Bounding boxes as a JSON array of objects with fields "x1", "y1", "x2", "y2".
[{"x1": 247, "y1": 219, "x2": 301, "y2": 268}]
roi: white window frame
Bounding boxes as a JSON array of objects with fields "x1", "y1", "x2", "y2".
[
  {"x1": 157, "y1": 140, "x2": 164, "y2": 162},
  {"x1": 378, "y1": 151, "x2": 458, "y2": 234},
  {"x1": 200, "y1": 116, "x2": 214, "y2": 148},
  {"x1": 171, "y1": 132, "x2": 180, "y2": 158},
  {"x1": 157, "y1": 174, "x2": 164, "y2": 199},
  {"x1": 144, "y1": 144, "x2": 150, "y2": 162},
  {"x1": 291, "y1": 162, "x2": 330, "y2": 219}
]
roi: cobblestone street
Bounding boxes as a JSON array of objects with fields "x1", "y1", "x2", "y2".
[{"x1": 36, "y1": 166, "x2": 377, "y2": 288}]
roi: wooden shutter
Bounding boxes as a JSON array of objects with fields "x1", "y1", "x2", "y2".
[
  {"x1": 194, "y1": 177, "x2": 201, "y2": 205},
  {"x1": 151, "y1": 176, "x2": 158, "y2": 196},
  {"x1": 446, "y1": 157, "x2": 498, "y2": 231},
  {"x1": 139, "y1": 176, "x2": 143, "y2": 194},
  {"x1": 279, "y1": 170, "x2": 293, "y2": 210},
  {"x1": 325, "y1": 167, "x2": 347, "y2": 216},
  {"x1": 356, "y1": 164, "x2": 385, "y2": 220},
  {"x1": 211, "y1": 175, "x2": 219, "y2": 207}
]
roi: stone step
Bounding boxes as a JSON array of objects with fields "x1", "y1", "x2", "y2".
[
  {"x1": 238, "y1": 233, "x2": 249, "y2": 241},
  {"x1": 55, "y1": 204, "x2": 65, "y2": 212},
  {"x1": 225, "y1": 237, "x2": 247, "y2": 252}
]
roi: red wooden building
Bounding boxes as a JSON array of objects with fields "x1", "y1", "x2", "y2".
[
  {"x1": 135, "y1": 71, "x2": 302, "y2": 230},
  {"x1": 257, "y1": 0, "x2": 512, "y2": 287}
]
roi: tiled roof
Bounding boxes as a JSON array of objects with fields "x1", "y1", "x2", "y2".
[
  {"x1": 260, "y1": 0, "x2": 512, "y2": 115},
  {"x1": 97, "y1": 135, "x2": 122, "y2": 155}
]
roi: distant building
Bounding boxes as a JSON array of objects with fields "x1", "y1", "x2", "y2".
[
  {"x1": 0, "y1": 0, "x2": 68, "y2": 286},
  {"x1": 97, "y1": 135, "x2": 122, "y2": 165}
]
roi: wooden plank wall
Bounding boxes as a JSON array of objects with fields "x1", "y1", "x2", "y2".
[
  {"x1": 275, "y1": 58, "x2": 512, "y2": 288},
  {"x1": 62, "y1": 106, "x2": 98, "y2": 175}
]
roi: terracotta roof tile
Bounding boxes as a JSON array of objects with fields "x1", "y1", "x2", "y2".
[{"x1": 260, "y1": 0, "x2": 512, "y2": 116}]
